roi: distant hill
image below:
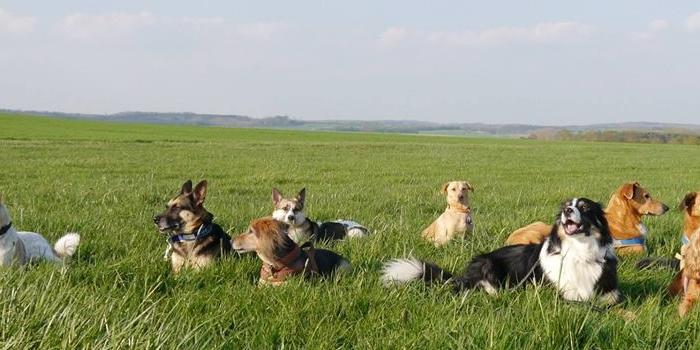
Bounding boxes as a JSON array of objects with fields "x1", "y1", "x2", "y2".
[{"x1": 2, "y1": 109, "x2": 699, "y2": 137}]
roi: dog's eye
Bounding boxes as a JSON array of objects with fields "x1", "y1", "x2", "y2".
[{"x1": 644, "y1": 194, "x2": 650, "y2": 199}]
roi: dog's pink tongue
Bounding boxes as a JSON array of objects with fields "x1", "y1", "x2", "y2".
[{"x1": 565, "y1": 223, "x2": 578, "y2": 235}]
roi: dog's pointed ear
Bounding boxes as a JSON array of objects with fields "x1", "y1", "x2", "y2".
[
  {"x1": 621, "y1": 182, "x2": 639, "y2": 200},
  {"x1": 465, "y1": 182, "x2": 474, "y2": 192},
  {"x1": 297, "y1": 188, "x2": 306, "y2": 206},
  {"x1": 180, "y1": 180, "x2": 193, "y2": 195},
  {"x1": 441, "y1": 183, "x2": 450, "y2": 194},
  {"x1": 193, "y1": 180, "x2": 207, "y2": 206},
  {"x1": 680, "y1": 192, "x2": 697, "y2": 213},
  {"x1": 272, "y1": 188, "x2": 283, "y2": 205}
]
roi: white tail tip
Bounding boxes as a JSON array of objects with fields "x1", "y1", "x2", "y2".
[
  {"x1": 54, "y1": 233, "x2": 80, "y2": 259},
  {"x1": 346, "y1": 228, "x2": 368, "y2": 238},
  {"x1": 381, "y1": 258, "x2": 424, "y2": 286}
]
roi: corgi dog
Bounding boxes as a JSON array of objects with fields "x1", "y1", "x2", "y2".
[{"x1": 271, "y1": 188, "x2": 368, "y2": 243}]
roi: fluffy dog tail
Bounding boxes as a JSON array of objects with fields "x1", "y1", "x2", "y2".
[
  {"x1": 381, "y1": 257, "x2": 453, "y2": 286},
  {"x1": 54, "y1": 233, "x2": 80, "y2": 259}
]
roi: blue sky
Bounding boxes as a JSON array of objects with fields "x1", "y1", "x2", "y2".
[{"x1": 1, "y1": 1, "x2": 699, "y2": 125}]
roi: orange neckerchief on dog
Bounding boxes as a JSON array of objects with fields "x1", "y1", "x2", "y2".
[{"x1": 260, "y1": 242, "x2": 319, "y2": 284}]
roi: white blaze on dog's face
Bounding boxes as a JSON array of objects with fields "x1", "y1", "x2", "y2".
[
  {"x1": 561, "y1": 198, "x2": 582, "y2": 235},
  {"x1": 271, "y1": 188, "x2": 307, "y2": 226},
  {"x1": 442, "y1": 181, "x2": 473, "y2": 206},
  {"x1": 557, "y1": 197, "x2": 605, "y2": 239}
]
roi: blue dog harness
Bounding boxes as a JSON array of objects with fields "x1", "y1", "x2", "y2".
[
  {"x1": 612, "y1": 236, "x2": 646, "y2": 248},
  {"x1": 163, "y1": 222, "x2": 230, "y2": 260},
  {"x1": 682, "y1": 234, "x2": 690, "y2": 246}
]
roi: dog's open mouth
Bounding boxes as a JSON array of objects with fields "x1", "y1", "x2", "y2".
[
  {"x1": 157, "y1": 223, "x2": 180, "y2": 233},
  {"x1": 563, "y1": 220, "x2": 581, "y2": 235}
]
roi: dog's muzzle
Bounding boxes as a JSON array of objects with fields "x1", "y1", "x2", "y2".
[{"x1": 153, "y1": 215, "x2": 180, "y2": 233}]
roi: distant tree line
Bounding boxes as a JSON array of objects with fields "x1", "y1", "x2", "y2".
[{"x1": 528, "y1": 129, "x2": 700, "y2": 145}]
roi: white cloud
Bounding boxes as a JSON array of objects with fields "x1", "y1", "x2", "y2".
[
  {"x1": 58, "y1": 11, "x2": 157, "y2": 39},
  {"x1": 686, "y1": 11, "x2": 700, "y2": 32},
  {"x1": 55, "y1": 11, "x2": 283, "y2": 42},
  {"x1": 377, "y1": 22, "x2": 594, "y2": 49},
  {"x1": 427, "y1": 21, "x2": 594, "y2": 47},
  {"x1": 0, "y1": 8, "x2": 36, "y2": 34},
  {"x1": 649, "y1": 19, "x2": 670, "y2": 32},
  {"x1": 379, "y1": 26, "x2": 408, "y2": 46},
  {"x1": 235, "y1": 22, "x2": 284, "y2": 41}
]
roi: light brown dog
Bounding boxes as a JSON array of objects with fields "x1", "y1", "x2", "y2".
[
  {"x1": 668, "y1": 192, "x2": 700, "y2": 315},
  {"x1": 232, "y1": 217, "x2": 350, "y2": 286},
  {"x1": 422, "y1": 181, "x2": 474, "y2": 246},
  {"x1": 505, "y1": 182, "x2": 668, "y2": 255}
]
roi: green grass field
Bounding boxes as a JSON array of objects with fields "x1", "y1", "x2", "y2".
[{"x1": 1, "y1": 112, "x2": 700, "y2": 349}]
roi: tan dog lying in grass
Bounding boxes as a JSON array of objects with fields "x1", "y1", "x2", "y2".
[
  {"x1": 422, "y1": 181, "x2": 474, "y2": 246},
  {"x1": 506, "y1": 182, "x2": 668, "y2": 256}
]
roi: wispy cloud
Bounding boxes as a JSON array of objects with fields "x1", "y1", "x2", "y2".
[
  {"x1": 428, "y1": 22, "x2": 594, "y2": 47},
  {"x1": 686, "y1": 11, "x2": 700, "y2": 32},
  {"x1": 379, "y1": 26, "x2": 408, "y2": 46},
  {"x1": 0, "y1": 8, "x2": 36, "y2": 34},
  {"x1": 55, "y1": 11, "x2": 284, "y2": 41},
  {"x1": 379, "y1": 21, "x2": 594, "y2": 48},
  {"x1": 57, "y1": 11, "x2": 157, "y2": 39}
]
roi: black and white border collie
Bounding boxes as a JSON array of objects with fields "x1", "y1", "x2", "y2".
[{"x1": 382, "y1": 198, "x2": 621, "y2": 304}]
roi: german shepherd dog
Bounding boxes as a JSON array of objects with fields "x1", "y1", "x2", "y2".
[
  {"x1": 271, "y1": 188, "x2": 368, "y2": 243},
  {"x1": 153, "y1": 180, "x2": 232, "y2": 273},
  {"x1": 232, "y1": 217, "x2": 351, "y2": 286},
  {"x1": 384, "y1": 198, "x2": 620, "y2": 305}
]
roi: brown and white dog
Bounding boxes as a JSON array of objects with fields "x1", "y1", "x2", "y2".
[
  {"x1": 153, "y1": 180, "x2": 232, "y2": 274},
  {"x1": 506, "y1": 182, "x2": 668, "y2": 255},
  {"x1": 271, "y1": 188, "x2": 368, "y2": 244},
  {"x1": 422, "y1": 181, "x2": 474, "y2": 246},
  {"x1": 0, "y1": 194, "x2": 80, "y2": 266},
  {"x1": 667, "y1": 191, "x2": 700, "y2": 316},
  {"x1": 232, "y1": 217, "x2": 351, "y2": 286}
]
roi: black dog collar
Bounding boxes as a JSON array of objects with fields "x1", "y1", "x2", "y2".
[{"x1": 0, "y1": 222, "x2": 12, "y2": 236}]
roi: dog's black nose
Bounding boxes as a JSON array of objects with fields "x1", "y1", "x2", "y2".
[
  {"x1": 662, "y1": 204, "x2": 670, "y2": 212},
  {"x1": 287, "y1": 216, "x2": 295, "y2": 221},
  {"x1": 153, "y1": 215, "x2": 160, "y2": 224},
  {"x1": 564, "y1": 207, "x2": 573, "y2": 215}
]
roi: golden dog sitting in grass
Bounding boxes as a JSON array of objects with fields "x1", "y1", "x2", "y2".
[
  {"x1": 422, "y1": 181, "x2": 474, "y2": 246},
  {"x1": 232, "y1": 217, "x2": 351, "y2": 286},
  {"x1": 667, "y1": 191, "x2": 700, "y2": 316},
  {"x1": 506, "y1": 182, "x2": 668, "y2": 255}
]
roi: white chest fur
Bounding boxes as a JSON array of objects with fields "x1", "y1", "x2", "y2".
[
  {"x1": 637, "y1": 223, "x2": 648, "y2": 236},
  {"x1": 539, "y1": 236, "x2": 609, "y2": 302}
]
